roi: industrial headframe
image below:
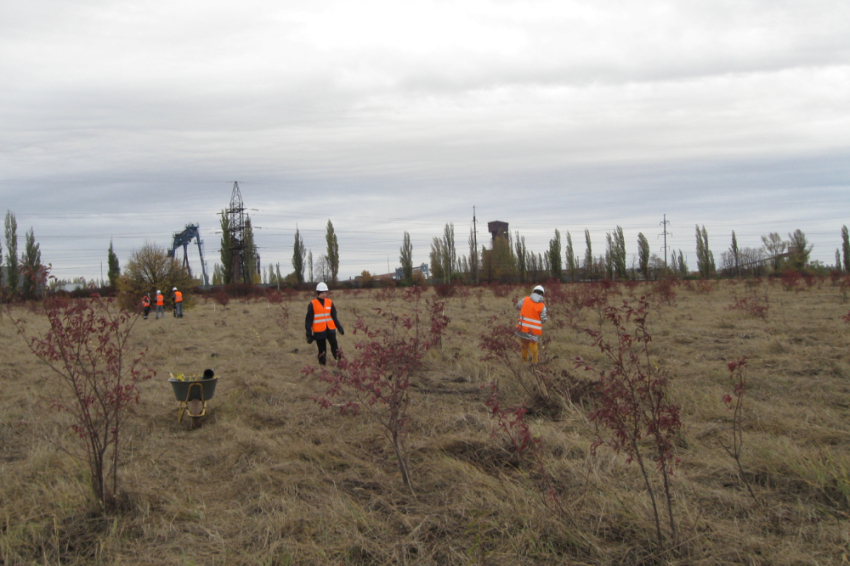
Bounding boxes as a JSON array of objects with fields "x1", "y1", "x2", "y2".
[
  {"x1": 168, "y1": 224, "x2": 210, "y2": 286},
  {"x1": 226, "y1": 181, "x2": 260, "y2": 284},
  {"x1": 488, "y1": 221, "x2": 509, "y2": 242}
]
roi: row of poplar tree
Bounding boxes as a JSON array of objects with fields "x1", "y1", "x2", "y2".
[
  {"x1": 404, "y1": 224, "x2": 842, "y2": 284},
  {"x1": 153, "y1": 214, "x2": 849, "y2": 289},
  {"x1": 267, "y1": 222, "x2": 848, "y2": 287}
]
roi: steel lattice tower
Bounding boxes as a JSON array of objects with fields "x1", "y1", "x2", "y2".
[{"x1": 227, "y1": 182, "x2": 247, "y2": 284}]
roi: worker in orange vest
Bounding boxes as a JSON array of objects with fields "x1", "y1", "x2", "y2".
[
  {"x1": 305, "y1": 282, "x2": 345, "y2": 365},
  {"x1": 172, "y1": 287, "x2": 184, "y2": 318},
  {"x1": 515, "y1": 285, "x2": 547, "y2": 364},
  {"x1": 155, "y1": 290, "x2": 165, "y2": 319},
  {"x1": 141, "y1": 293, "x2": 151, "y2": 319}
]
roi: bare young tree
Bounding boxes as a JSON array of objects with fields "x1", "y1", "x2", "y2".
[
  {"x1": 761, "y1": 232, "x2": 786, "y2": 273},
  {"x1": 739, "y1": 247, "x2": 764, "y2": 277},
  {"x1": 316, "y1": 254, "x2": 332, "y2": 284}
]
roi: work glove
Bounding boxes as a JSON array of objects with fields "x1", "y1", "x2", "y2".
[
  {"x1": 338, "y1": 327, "x2": 345, "y2": 336},
  {"x1": 306, "y1": 335, "x2": 314, "y2": 344}
]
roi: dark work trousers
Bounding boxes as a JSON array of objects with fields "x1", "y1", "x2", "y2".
[{"x1": 316, "y1": 333, "x2": 340, "y2": 365}]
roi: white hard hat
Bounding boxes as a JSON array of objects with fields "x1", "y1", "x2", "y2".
[
  {"x1": 316, "y1": 282, "x2": 329, "y2": 292},
  {"x1": 157, "y1": 290, "x2": 161, "y2": 294},
  {"x1": 533, "y1": 285, "x2": 544, "y2": 295},
  {"x1": 172, "y1": 287, "x2": 177, "y2": 291}
]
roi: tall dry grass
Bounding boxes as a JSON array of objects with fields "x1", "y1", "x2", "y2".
[{"x1": 1, "y1": 280, "x2": 849, "y2": 565}]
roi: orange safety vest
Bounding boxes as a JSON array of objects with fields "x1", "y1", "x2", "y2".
[
  {"x1": 311, "y1": 298, "x2": 336, "y2": 333},
  {"x1": 142, "y1": 296, "x2": 150, "y2": 307},
  {"x1": 174, "y1": 291, "x2": 183, "y2": 303},
  {"x1": 156, "y1": 294, "x2": 164, "y2": 306},
  {"x1": 517, "y1": 297, "x2": 544, "y2": 336}
]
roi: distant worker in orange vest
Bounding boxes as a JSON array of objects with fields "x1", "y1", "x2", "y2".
[
  {"x1": 305, "y1": 282, "x2": 345, "y2": 365},
  {"x1": 141, "y1": 293, "x2": 151, "y2": 319},
  {"x1": 155, "y1": 290, "x2": 165, "y2": 319},
  {"x1": 172, "y1": 287, "x2": 184, "y2": 318},
  {"x1": 515, "y1": 285, "x2": 547, "y2": 364}
]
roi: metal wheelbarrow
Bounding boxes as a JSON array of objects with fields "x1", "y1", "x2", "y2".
[{"x1": 168, "y1": 369, "x2": 220, "y2": 428}]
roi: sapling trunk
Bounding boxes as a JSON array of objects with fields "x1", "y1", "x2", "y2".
[
  {"x1": 722, "y1": 357, "x2": 759, "y2": 504},
  {"x1": 390, "y1": 427, "x2": 415, "y2": 496},
  {"x1": 632, "y1": 441, "x2": 663, "y2": 549}
]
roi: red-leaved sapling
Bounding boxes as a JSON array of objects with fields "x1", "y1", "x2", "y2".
[
  {"x1": 15, "y1": 294, "x2": 154, "y2": 512},
  {"x1": 726, "y1": 293, "x2": 769, "y2": 320},
  {"x1": 308, "y1": 287, "x2": 444, "y2": 494},
  {"x1": 575, "y1": 297, "x2": 682, "y2": 549},
  {"x1": 722, "y1": 356, "x2": 759, "y2": 502}
]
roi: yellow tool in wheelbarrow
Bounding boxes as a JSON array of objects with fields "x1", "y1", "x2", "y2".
[{"x1": 168, "y1": 369, "x2": 220, "y2": 428}]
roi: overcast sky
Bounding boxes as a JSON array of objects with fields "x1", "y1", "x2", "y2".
[{"x1": 2, "y1": 0, "x2": 849, "y2": 282}]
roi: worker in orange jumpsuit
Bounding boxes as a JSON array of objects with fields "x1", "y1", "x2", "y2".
[
  {"x1": 155, "y1": 290, "x2": 165, "y2": 319},
  {"x1": 172, "y1": 287, "x2": 184, "y2": 318},
  {"x1": 305, "y1": 282, "x2": 345, "y2": 365},
  {"x1": 515, "y1": 285, "x2": 547, "y2": 364},
  {"x1": 141, "y1": 293, "x2": 151, "y2": 319}
]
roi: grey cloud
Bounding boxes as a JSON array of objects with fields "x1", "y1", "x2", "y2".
[{"x1": 2, "y1": 0, "x2": 849, "y2": 280}]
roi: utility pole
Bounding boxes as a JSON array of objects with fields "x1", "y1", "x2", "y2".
[{"x1": 659, "y1": 214, "x2": 671, "y2": 270}]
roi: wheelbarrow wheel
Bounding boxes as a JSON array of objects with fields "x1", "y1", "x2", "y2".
[
  {"x1": 188, "y1": 399, "x2": 204, "y2": 429},
  {"x1": 169, "y1": 377, "x2": 219, "y2": 428}
]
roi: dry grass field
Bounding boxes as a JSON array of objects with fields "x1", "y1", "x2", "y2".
[{"x1": 1, "y1": 279, "x2": 849, "y2": 565}]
